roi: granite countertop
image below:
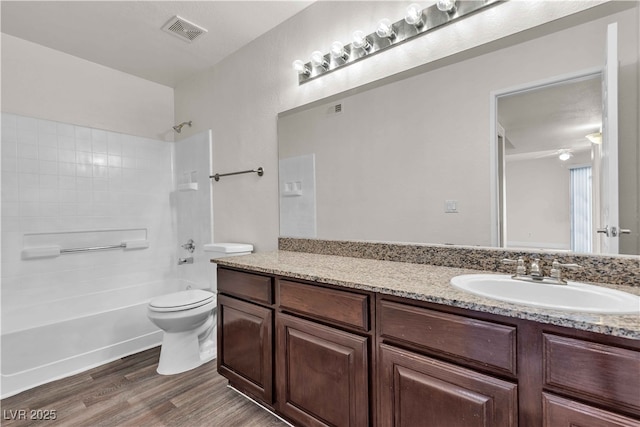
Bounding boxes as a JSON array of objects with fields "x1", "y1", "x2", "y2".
[{"x1": 214, "y1": 250, "x2": 640, "y2": 340}]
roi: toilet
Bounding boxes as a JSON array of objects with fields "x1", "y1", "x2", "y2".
[{"x1": 147, "y1": 242, "x2": 253, "y2": 375}]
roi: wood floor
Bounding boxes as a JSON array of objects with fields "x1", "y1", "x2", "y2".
[{"x1": 1, "y1": 347, "x2": 288, "y2": 427}]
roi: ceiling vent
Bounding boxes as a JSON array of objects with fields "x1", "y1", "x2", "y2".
[{"x1": 162, "y1": 16, "x2": 207, "y2": 43}]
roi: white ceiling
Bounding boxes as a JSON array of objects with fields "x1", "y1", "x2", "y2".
[
  {"x1": 1, "y1": 1, "x2": 313, "y2": 88},
  {"x1": 498, "y1": 75, "x2": 602, "y2": 161}
]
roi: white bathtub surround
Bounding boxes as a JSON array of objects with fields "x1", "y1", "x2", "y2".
[
  {"x1": 172, "y1": 130, "x2": 214, "y2": 292},
  {"x1": 1, "y1": 280, "x2": 179, "y2": 398},
  {"x1": 1, "y1": 113, "x2": 177, "y2": 305},
  {"x1": 1, "y1": 116, "x2": 219, "y2": 395},
  {"x1": 0, "y1": 113, "x2": 180, "y2": 398}
]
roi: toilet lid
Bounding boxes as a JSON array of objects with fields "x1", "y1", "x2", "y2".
[{"x1": 149, "y1": 290, "x2": 215, "y2": 312}]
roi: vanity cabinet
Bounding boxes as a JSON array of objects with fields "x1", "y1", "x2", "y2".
[
  {"x1": 377, "y1": 294, "x2": 640, "y2": 427},
  {"x1": 217, "y1": 268, "x2": 274, "y2": 404},
  {"x1": 275, "y1": 279, "x2": 373, "y2": 427},
  {"x1": 216, "y1": 266, "x2": 640, "y2": 427}
]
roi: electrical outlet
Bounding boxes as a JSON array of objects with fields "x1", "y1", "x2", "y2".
[{"x1": 283, "y1": 181, "x2": 303, "y2": 197}]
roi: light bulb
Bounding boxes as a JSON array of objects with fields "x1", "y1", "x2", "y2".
[
  {"x1": 292, "y1": 59, "x2": 310, "y2": 76},
  {"x1": 558, "y1": 150, "x2": 572, "y2": 161},
  {"x1": 330, "y1": 41, "x2": 349, "y2": 61},
  {"x1": 352, "y1": 30, "x2": 371, "y2": 51},
  {"x1": 376, "y1": 18, "x2": 396, "y2": 40},
  {"x1": 405, "y1": 4, "x2": 424, "y2": 27},
  {"x1": 436, "y1": 0, "x2": 456, "y2": 13},
  {"x1": 310, "y1": 51, "x2": 329, "y2": 69}
]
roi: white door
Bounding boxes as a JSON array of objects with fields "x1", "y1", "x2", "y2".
[
  {"x1": 597, "y1": 22, "x2": 620, "y2": 254},
  {"x1": 497, "y1": 122, "x2": 507, "y2": 247}
]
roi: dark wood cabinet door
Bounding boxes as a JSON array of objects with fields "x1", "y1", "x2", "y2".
[
  {"x1": 276, "y1": 313, "x2": 369, "y2": 427},
  {"x1": 543, "y1": 393, "x2": 640, "y2": 427},
  {"x1": 217, "y1": 294, "x2": 273, "y2": 403},
  {"x1": 379, "y1": 343, "x2": 518, "y2": 427},
  {"x1": 543, "y1": 333, "x2": 640, "y2": 417}
]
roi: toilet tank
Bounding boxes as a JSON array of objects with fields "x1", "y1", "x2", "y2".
[
  {"x1": 203, "y1": 243, "x2": 253, "y2": 291},
  {"x1": 203, "y1": 243, "x2": 253, "y2": 258}
]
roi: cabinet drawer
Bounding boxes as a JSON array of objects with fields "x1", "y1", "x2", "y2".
[
  {"x1": 218, "y1": 268, "x2": 273, "y2": 305},
  {"x1": 543, "y1": 334, "x2": 640, "y2": 414},
  {"x1": 379, "y1": 300, "x2": 516, "y2": 375},
  {"x1": 278, "y1": 280, "x2": 370, "y2": 331}
]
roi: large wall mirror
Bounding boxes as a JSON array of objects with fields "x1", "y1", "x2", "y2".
[
  {"x1": 278, "y1": 3, "x2": 639, "y2": 256},
  {"x1": 495, "y1": 72, "x2": 604, "y2": 253}
]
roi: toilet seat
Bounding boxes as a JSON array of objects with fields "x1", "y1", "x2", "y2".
[{"x1": 149, "y1": 290, "x2": 215, "y2": 312}]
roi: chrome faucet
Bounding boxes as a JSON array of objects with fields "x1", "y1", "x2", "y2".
[{"x1": 503, "y1": 257, "x2": 582, "y2": 285}]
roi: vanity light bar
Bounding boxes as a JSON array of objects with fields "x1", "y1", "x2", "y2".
[{"x1": 293, "y1": 0, "x2": 502, "y2": 85}]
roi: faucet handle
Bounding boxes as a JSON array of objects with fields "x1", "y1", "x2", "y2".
[
  {"x1": 529, "y1": 258, "x2": 543, "y2": 277},
  {"x1": 502, "y1": 258, "x2": 526, "y2": 276},
  {"x1": 181, "y1": 239, "x2": 196, "y2": 253},
  {"x1": 550, "y1": 259, "x2": 582, "y2": 283}
]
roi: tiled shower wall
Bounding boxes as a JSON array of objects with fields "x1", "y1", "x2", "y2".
[
  {"x1": 1, "y1": 113, "x2": 177, "y2": 313},
  {"x1": 173, "y1": 130, "x2": 214, "y2": 290}
]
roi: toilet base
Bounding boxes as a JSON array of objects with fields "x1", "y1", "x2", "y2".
[{"x1": 156, "y1": 329, "x2": 216, "y2": 375}]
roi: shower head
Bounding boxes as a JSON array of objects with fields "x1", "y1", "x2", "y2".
[{"x1": 173, "y1": 121, "x2": 192, "y2": 133}]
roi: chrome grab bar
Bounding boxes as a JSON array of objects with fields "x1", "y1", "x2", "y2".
[
  {"x1": 210, "y1": 167, "x2": 263, "y2": 182},
  {"x1": 61, "y1": 243, "x2": 126, "y2": 253}
]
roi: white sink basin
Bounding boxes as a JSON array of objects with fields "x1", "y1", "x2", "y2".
[{"x1": 450, "y1": 274, "x2": 640, "y2": 314}]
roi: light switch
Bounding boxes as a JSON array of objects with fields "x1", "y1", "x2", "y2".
[{"x1": 445, "y1": 200, "x2": 458, "y2": 213}]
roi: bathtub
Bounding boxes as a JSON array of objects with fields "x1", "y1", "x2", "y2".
[{"x1": 0, "y1": 280, "x2": 181, "y2": 399}]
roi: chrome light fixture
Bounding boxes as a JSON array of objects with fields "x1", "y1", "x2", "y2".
[{"x1": 293, "y1": 0, "x2": 500, "y2": 84}]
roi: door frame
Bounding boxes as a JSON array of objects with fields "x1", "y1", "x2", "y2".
[{"x1": 489, "y1": 67, "x2": 603, "y2": 248}]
